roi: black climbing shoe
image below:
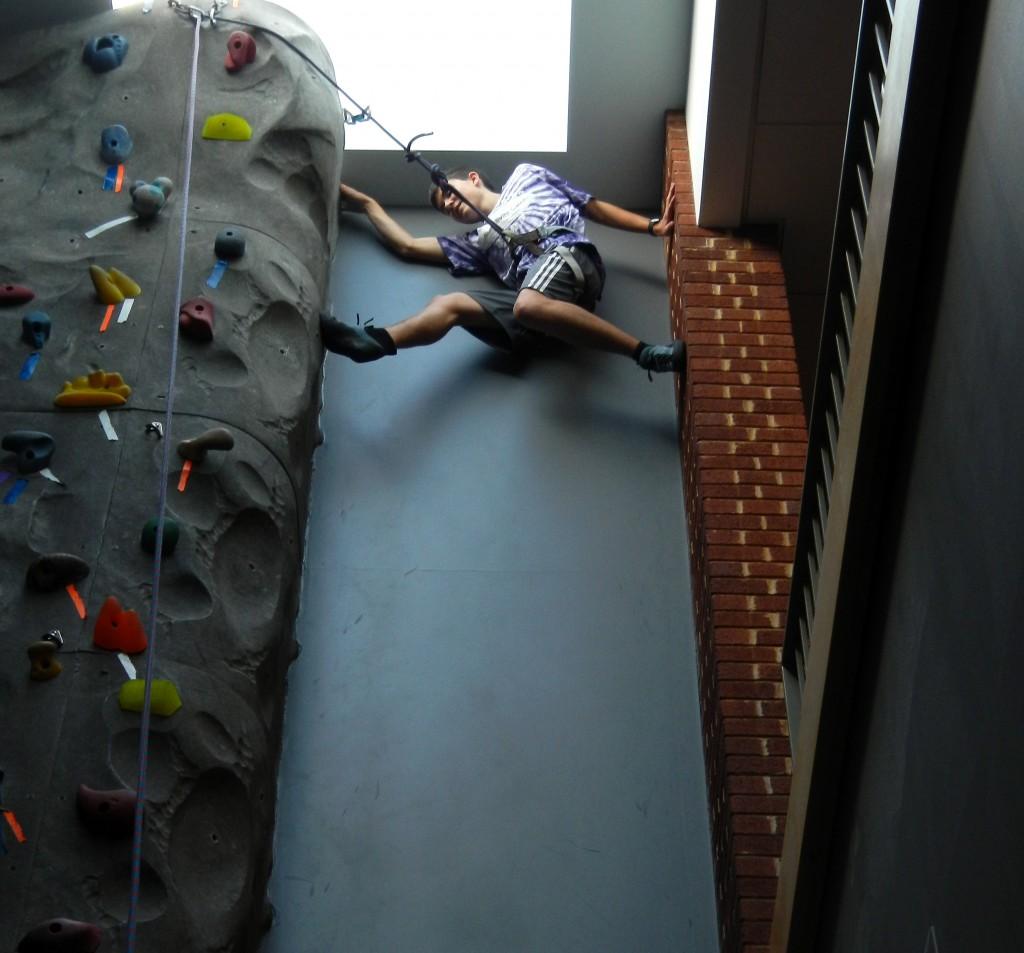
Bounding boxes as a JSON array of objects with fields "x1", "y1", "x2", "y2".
[
  {"x1": 636, "y1": 340, "x2": 685, "y2": 377},
  {"x1": 319, "y1": 314, "x2": 397, "y2": 363}
]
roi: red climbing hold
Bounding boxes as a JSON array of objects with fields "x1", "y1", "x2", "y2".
[
  {"x1": 16, "y1": 919, "x2": 102, "y2": 952},
  {"x1": 225, "y1": 31, "x2": 256, "y2": 71},
  {"x1": 1, "y1": 283, "x2": 35, "y2": 306},
  {"x1": 93, "y1": 596, "x2": 147, "y2": 654},
  {"x1": 179, "y1": 296, "x2": 215, "y2": 341}
]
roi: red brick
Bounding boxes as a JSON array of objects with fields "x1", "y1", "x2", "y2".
[
  {"x1": 730, "y1": 795, "x2": 789, "y2": 814},
  {"x1": 741, "y1": 920, "x2": 773, "y2": 943},
  {"x1": 736, "y1": 877, "x2": 780, "y2": 899}
]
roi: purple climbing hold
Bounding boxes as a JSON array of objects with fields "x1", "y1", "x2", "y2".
[
  {"x1": 2, "y1": 430, "x2": 55, "y2": 474},
  {"x1": 225, "y1": 31, "x2": 256, "y2": 72},
  {"x1": 16, "y1": 919, "x2": 102, "y2": 952},
  {"x1": 82, "y1": 34, "x2": 128, "y2": 73},
  {"x1": 26, "y1": 553, "x2": 90, "y2": 591},
  {"x1": 1, "y1": 283, "x2": 35, "y2": 306},
  {"x1": 76, "y1": 784, "x2": 137, "y2": 838},
  {"x1": 179, "y1": 296, "x2": 215, "y2": 341}
]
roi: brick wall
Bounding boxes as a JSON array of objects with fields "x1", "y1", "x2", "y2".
[{"x1": 663, "y1": 111, "x2": 807, "y2": 953}]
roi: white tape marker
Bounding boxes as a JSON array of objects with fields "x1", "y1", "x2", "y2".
[
  {"x1": 118, "y1": 653, "x2": 136, "y2": 680},
  {"x1": 117, "y1": 298, "x2": 134, "y2": 324},
  {"x1": 38, "y1": 468, "x2": 64, "y2": 485},
  {"x1": 98, "y1": 410, "x2": 119, "y2": 441},
  {"x1": 84, "y1": 213, "x2": 137, "y2": 239}
]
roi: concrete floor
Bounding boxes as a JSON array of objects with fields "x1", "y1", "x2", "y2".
[{"x1": 263, "y1": 212, "x2": 718, "y2": 953}]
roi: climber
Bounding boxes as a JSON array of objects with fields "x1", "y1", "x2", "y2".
[{"x1": 321, "y1": 163, "x2": 683, "y2": 378}]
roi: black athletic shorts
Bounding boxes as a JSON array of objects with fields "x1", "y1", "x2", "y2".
[{"x1": 463, "y1": 243, "x2": 604, "y2": 352}]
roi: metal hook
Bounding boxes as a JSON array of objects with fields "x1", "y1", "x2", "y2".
[{"x1": 403, "y1": 131, "x2": 434, "y2": 161}]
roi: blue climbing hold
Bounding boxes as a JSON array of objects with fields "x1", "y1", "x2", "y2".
[
  {"x1": 83, "y1": 34, "x2": 129, "y2": 74},
  {"x1": 22, "y1": 311, "x2": 51, "y2": 349},
  {"x1": 99, "y1": 124, "x2": 133, "y2": 164}
]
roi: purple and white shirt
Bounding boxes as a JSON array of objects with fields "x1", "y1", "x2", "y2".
[{"x1": 438, "y1": 163, "x2": 604, "y2": 290}]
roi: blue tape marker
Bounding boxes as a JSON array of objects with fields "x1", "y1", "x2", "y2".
[
  {"x1": 103, "y1": 165, "x2": 118, "y2": 190},
  {"x1": 206, "y1": 259, "x2": 229, "y2": 288},
  {"x1": 19, "y1": 352, "x2": 41, "y2": 380},
  {"x1": 3, "y1": 479, "x2": 28, "y2": 505}
]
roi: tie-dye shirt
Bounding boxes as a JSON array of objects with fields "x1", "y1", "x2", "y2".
[{"x1": 437, "y1": 163, "x2": 604, "y2": 290}]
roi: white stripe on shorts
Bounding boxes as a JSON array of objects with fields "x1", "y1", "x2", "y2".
[{"x1": 524, "y1": 253, "x2": 566, "y2": 293}]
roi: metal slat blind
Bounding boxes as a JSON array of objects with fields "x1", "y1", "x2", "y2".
[{"x1": 781, "y1": 0, "x2": 895, "y2": 739}]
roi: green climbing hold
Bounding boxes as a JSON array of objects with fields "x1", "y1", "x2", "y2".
[
  {"x1": 202, "y1": 113, "x2": 253, "y2": 141},
  {"x1": 118, "y1": 678, "x2": 182, "y2": 716},
  {"x1": 141, "y1": 517, "x2": 179, "y2": 556}
]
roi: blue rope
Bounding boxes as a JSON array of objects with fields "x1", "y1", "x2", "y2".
[{"x1": 125, "y1": 9, "x2": 203, "y2": 951}]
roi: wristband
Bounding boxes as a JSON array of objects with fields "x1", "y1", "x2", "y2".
[{"x1": 647, "y1": 217, "x2": 659, "y2": 235}]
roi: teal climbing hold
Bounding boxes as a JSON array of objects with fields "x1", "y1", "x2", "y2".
[{"x1": 141, "y1": 517, "x2": 180, "y2": 556}]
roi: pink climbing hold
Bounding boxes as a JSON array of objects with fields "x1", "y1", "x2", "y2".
[
  {"x1": 16, "y1": 919, "x2": 102, "y2": 952},
  {"x1": 179, "y1": 296, "x2": 215, "y2": 341},
  {"x1": 76, "y1": 784, "x2": 137, "y2": 838},
  {"x1": 225, "y1": 31, "x2": 256, "y2": 71}
]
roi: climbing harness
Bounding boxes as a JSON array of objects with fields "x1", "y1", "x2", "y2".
[{"x1": 167, "y1": 0, "x2": 576, "y2": 272}]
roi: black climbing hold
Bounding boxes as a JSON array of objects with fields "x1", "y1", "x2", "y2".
[
  {"x1": 26, "y1": 553, "x2": 90, "y2": 591},
  {"x1": 99, "y1": 124, "x2": 133, "y2": 164},
  {"x1": 214, "y1": 227, "x2": 246, "y2": 261},
  {"x1": 76, "y1": 785, "x2": 137, "y2": 838},
  {"x1": 22, "y1": 311, "x2": 51, "y2": 349},
  {"x1": 2, "y1": 430, "x2": 55, "y2": 474},
  {"x1": 141, "y1": 517, "x2": 180, "y2": 556},
  {"x1": 16, "y1": 918, "x2": 102, "y2": 952},
  {"x1": 82, "y1": 34, "x2": 129, "y2": 73}
]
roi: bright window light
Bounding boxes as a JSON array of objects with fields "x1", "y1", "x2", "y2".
[{"x1": 280, "y1": 0, "x2": 572, "y2": 151}]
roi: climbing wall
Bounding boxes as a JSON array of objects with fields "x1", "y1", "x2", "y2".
[{"x1": 0, "y1": 2, "x2": 342, "y2": 950}]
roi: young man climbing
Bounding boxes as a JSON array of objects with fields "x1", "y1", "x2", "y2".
[{"x1": 322, "y1": 164, "x2": 683, "y2": 377}]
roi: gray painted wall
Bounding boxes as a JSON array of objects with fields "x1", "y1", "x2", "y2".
[
  {"x1": 342, "y1": 0, "x2": 693, "y2": 211},
  {"x1": 820, "y1": 2, "x2": 1024, "y2": 950},
  {"x1": 2, "y1": 0, "x2": 109, "y2": 33}
]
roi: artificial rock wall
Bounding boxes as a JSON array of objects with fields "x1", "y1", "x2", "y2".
[
  {"x1": 0, "y1": 2, "x2": 341, "y2": 950},
  {"x1": 664, "y1": 112, "x2": 807, "y2": 953}
]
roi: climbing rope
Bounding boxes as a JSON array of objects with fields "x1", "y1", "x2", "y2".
[
  {"x1": 125, "y1": 6, "x2": 204, "y2": 952},
  {"x1": 166, "y1": 0, "x2": 526, "y2": 254}
]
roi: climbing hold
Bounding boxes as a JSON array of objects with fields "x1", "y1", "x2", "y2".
[
  {"x1": 89, "y1": 265, "x2": 124, "y2": 304},
  {"x1": 225, "y1": 30, "x2": 256, "y2": 71},
  {"x1": 27, "y1": 640, "x2": 62, "y2": 681},
  {"x1": 76, "y1": 785, "x2": 137, "y2": 838},
  {"x1": 2, "y1": 431, "x2": 55, "y2": 474},
  {"x1": 119, "y1": 678, "x2": 182, "y2": 716},
  {"x1": 26, "y1": 553, "x2": 90, "y2": 591},
  {"x1": 108, "y1": 267, "x2": 141, "y2": 298},
  {"x1": 201, "y1": 112, "x2": 253, "y2": 141},
  {"x1": 83, "y1": 33, "x2": 129, "y2": 73},
  {"x1": 177, "y1": 427, "x2": 234, "y2": 463},
  {"x1": 54, "y1": 370, "x2": 131, "y2": 407},
  {"x1": 94, "y1": 596, "x2": 148, "y2": 654},
  {"x1": 141, "y1": 516, "x2": 180, "y2": 556},
  {"x1": 99, "y1": 124, "x2": 133, "y2": 164},
  {"x1": 178, "y1": 296, "x2": 215, "y2": 342},
  {"x1": 16, "y1": 918, "x2": 102, "y2": 952},
  {"x1": 22, "y1": 311, "x2": 51, "y2": 349},
  {"x1": 214, "y1": 227, "x2": 246, "y2": 261},
  {"x1": 1, "y1": 283, "x2": 35, "y2": 305},
  {"x1": 129, "y1": 177, "x2": 173, "y2": 219}
]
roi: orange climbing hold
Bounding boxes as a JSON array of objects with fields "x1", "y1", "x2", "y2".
[{"x1": 93, "y1": 595, "x2": 148, "y2": 654}]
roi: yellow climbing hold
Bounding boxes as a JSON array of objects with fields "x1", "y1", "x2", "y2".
[
  {"x1": 90, "y1": 264, "x2": 123, "y2": 304},
  {"x1": 119, "y1": 678, "x2": 182, "y2": 716},
  {"x1": 54, "y1": 370, "x2": 132, "y2": 407},
  {"x1": 108, "y1": 267, "x2": 142, "y2": 298},
  {"x1": 89, "y1": 265, "x2": 141, "y2": 303},
  {"x1": 202, "y1": 112, "x2": 252, "y2": 141}
]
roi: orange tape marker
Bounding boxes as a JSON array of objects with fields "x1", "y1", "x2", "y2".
[
  {"x1": 3, "y1": 810, "x2": 26, "y2": 844},
  {"x1": 177, "y1": 459, "x2": 193, "y2": 493},
  {"x1": 99, "y1": 304, "x2": 115, "y2": 333},
  {"x1": 114, "y1": 164, "x2": 125, "y2": 193},
  {"x1": 66, "y1": 584, "x2": 87, "y2": 619}
]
